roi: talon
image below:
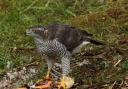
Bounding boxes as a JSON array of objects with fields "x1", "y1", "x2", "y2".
[{"x1": 58, "y1": 75, "x2": 74, "y2": 89}]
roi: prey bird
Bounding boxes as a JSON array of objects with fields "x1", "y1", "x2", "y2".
[{"x1": 26, "y1": 24, "x2": 104, "y2": 88}]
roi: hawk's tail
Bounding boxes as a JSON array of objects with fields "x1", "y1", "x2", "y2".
[{"x1": 85, "y1": 37, "x2": 105, "y2": 45}]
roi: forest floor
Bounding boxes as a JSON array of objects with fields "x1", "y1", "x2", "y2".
[{"x1": 0, "y1": 0, "x2": 128, "y2": 89}]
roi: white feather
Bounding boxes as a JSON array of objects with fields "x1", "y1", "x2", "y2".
[{"x1": 72, "y1": 41, "x2": 90, "y2": 54}]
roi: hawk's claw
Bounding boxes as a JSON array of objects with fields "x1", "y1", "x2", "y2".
[{"x1": 58, "y1": 76, "x2": 74, "y2": 89}]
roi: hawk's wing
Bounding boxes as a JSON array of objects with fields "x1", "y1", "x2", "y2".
[{"x1": 46, "y1": 24, "x2": 89, "y2": 52}]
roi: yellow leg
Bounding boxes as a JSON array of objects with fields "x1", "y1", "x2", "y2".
[
  {"x1": 58, "y1": 76, "x2": 66, "y2": 89},
  {"x1": 60, "y1": 76, "x2": 66, "y2": 89},
  {"x1": 36, "y1": 69, "x2": 51, "y2": 83},
  {"x1": 45, "y1": 68, "x2": 51, "y2": 79}
]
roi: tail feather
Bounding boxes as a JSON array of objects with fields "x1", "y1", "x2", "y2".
[{"x1": 85, "y1": 37, "x2": 105, "y2": 45}]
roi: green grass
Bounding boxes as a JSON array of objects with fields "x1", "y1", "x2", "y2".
[{"x1": 0, "y1": 0, "x2": 128, "y2": 84}]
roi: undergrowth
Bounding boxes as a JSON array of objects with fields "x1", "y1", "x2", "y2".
[{"x1": 0, "y1": 0, "x2": 127, "y2": 86}]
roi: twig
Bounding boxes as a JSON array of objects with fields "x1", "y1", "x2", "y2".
[{"x1": 114, "y1": 59, "x2": 122, "y2": 67}]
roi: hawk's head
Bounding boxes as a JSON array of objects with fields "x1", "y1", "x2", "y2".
[{"x1": 26, "y1": 26, "x2": 47, "y2": 39}]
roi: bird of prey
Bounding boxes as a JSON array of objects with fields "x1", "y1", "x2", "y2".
[{"x1": 26, "y1": 23, "x2": 104, "y2": 88}]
